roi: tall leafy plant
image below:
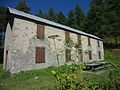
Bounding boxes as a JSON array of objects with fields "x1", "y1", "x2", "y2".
[{"x1": 48, "y1": 35, "x2": 65, "y2": 66}]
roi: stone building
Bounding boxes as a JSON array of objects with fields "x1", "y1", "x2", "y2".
[{"x1": 4, "y1": 8, "x2": 104, "y2": 73}]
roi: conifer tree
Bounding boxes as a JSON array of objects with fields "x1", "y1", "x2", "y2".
[
  {"x1": 36, "y1": 10, "x2": 44, "y2": 18},
  {"x1": 83, "y1": 0, "x2": 106, "y2": 38},
  {"x1": 67, "y1": 9, "x2": 77, "y2": 29},
  {"x1": 0, "y1": 6, "x2": 7, "y2": 32},
  {"x1": 48, "y1": 8, "x2": 56, "y2": 21},
  {"x1": 15, "y1": 0, "x2": 31, "y2": 13},
  {"x1": 56, "y1": 11, "x2": 67, "y2": 25},
  {"x1": 105, "y1": 0, "x2": 120, "y2": 44},
  {"x1": 74, "y1": 4, "x2": 85, "y2": 30}
]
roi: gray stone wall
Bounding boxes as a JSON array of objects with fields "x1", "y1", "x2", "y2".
[{"x1": 4, "y1": 17, "x2": 104, "y2": 73}]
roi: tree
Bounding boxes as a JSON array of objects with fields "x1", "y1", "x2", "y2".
[
  {"x1": 15, "y1": 0, "x2": 31, "y2": 13},
  {"x1": 56, "y1": 11, "x2": 67, "y2": 25},
  {"x1": 44, "y1": 12, "x2": 49, "y2": 20},
  {"x1": 48, "y1": 8, "x2": 56, "y2": 21},
  {"x1": 0, "y1": 6, "x2": 7, "y2": 32},
  {"x1": 105, "y1": 0, "x2": 120, "y2": 44},
  {"x1": 83, "y1": 0, "x2": 106, "y2": 38},
  {"x1": 83, "y1": 0, "x2": 120, "y2": 45},
  {"x1": 67, "y1": 5, "x2": 85, "y2": 30},
  {"x1": 67, "y1": 9, "x2": 77, "y2": 29},
  {"x1": 0, "y1": 6, "x2": 6, "y2": 49},
  {"x1": 36, "y1": 10, "x2": 44, "y2": 18},
  {"x1": 74, "y1": 4, "x2": 85, "y2": 30}
]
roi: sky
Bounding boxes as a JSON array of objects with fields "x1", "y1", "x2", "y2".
[{"x1": 0, "y1": 0, "x2": 91, "y2": 15}]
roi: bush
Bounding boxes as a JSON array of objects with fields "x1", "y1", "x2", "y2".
[
  {"x1": 105, "y1": 49, "x2": 120, "y2": 60},
  {"x1": 51, "y1": 63, "x2": 94, "y2": 90}
]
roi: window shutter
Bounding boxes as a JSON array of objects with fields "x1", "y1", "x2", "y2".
[
  {"x1": 65, "y1": 31, "x2": 70, "y2": 41},
  {"x1": 77, "y1": 34, "x2": 82, "y2": 62},
  {"x1": 65, "y1": 50, "x2": 71, "y2": 61},
  {"x1": 37, "y1": 24, "x2": 45, "y2": 39},
  {"x1": 88, "y1": 37, "x2": 91, "y2": 46},
  {"x1": 98, "y1": 51, "x2": 101, "y2": 59},
  {"x1": 78, "y1": 35, "x2": 81, "y2": 41},
  {"x1": 78, "y1": 52, "x2": 83, "y2": 62},
  {"x1": 97, "y1": 40, "x2": 100, "y2": 47},
  {"x1": 36, "y1": 47, "x2": 45, "y2": 63},
  {"x1": 88, "y1": 50, "x2": 92, "y2": 60},
  {"x1": 65, "y1": 31, "x2": 71, "y2": 61},
  {"x1": 41, "y1": 47, "x2": 45, "y2": 62}
]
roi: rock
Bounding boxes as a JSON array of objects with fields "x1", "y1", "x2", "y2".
[{"x1": 34, "y1": 76, "x2": 39, "y2": 79}]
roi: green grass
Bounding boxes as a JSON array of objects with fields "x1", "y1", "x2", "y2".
[
  {"x1": 0, "y1": 59, "x2": 120, "y2": 90},
  {"x1": 0, "y1": 66, "x2": 58, "y2": 90},
  {"x1": 0, "y1": 49, "x2": 120, "y2": 90}
]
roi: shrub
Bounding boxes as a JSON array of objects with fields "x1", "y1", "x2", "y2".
[{"x1": 51, "y1": 63, "x2": 89, "y2": 90}]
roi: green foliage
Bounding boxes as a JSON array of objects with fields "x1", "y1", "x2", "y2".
[
  {"x1": 65, "y1": 38, "x2": 74, "y2": 49},
  {"x1": 105, "y1": 49, "x2": 120, "y2": 60},
  {"x1": 74, "y1": 4, "x2": 85, "y2": 30},
  {"x1": 51, "y1": 63, "x2": 87, "y2": 90},
  {"x1": 0, "y1": 64, "x2": 10, "y2": 79},
  {"x1": 36, "y1": 8, "x2": 68, "y2": 26},
  {"x1": 0, "y1": 6, "x2": 7, "y2": 32},
  {"x1": 0, "y1": 67, "x2": 57, "y2": 90},
  {"x1": 67, "y1": 4, "x2": 85, "y2": 30},
  {"x1": 48, "y1": 8, "x2": 56, "y2": 22},
  {"x1": 67, "y1": 9, "x2": 76, "y2": 28},
  {"x1": 0, "y1": 58, "x2": 120, "y2": 90},
  {"x1": 52, "y1": 71, "x2": 77, "y2": 90},
  {"x1": 84, "y1": 0, "x2": 120, "y2": 45},
  {"x1": 108, "y1": 71, "x2": 120, "y2": 90},
  {"x1": 36, "y1": 10, "x2": 44, "y2": 18},
  {"x1": 36, "y1": 4, "x2": 85, "y2": 31},
  {"x1": 74, "y1": 40, "x2": 82, "y2": 50},
  {"x1": 86, "y1": 82, "x2": 100, "y2": 90},
  {"x1": 83, "y1": 0, "x2": 105, "y2": 38},
  {"x1": 15, "y1": 0, "x2": 31, "y2": 13},
  {"x1": 56, "y1": 11, "x2": 67, "y2": 25}
]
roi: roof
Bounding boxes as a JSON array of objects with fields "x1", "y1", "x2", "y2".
[{"x1": 8, "y1": 7, "x2": 102, "y2": 40}]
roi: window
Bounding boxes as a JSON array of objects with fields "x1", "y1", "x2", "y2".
[
  {"x1": 77, "y1": 34, "x2": 82, "y2": 46},
  {"x1": 88, "y1": 37, "x2": 91, "y2": 46},
  {"x1": 88, "y1": 50, "x2": 92, "y2": 60},
  {"x1": 36, "y1": 47, "x2": 45, "y2": 63},
  {"x1": 77, "y1": 35, "x2": 83, "y2": 62},
  {"x1": 78, "y1": 52, "x2": 83, "y2": 62},
  {"x1": 65, "y1": 31, "x2": 71, "y2": 61},
  {"x1": 65, "y1": 31, "x2": 70, "y2": 41},
  {"x1": 97, "y1": 40, "x2": 100, "y2": 47},
  {"x1": 37, "y1": 24, "x2": 45, "y2": 39},
  {"x1": 65, "y1": 49, "x2": 71, "y2": 61},
  {"x1": 98, "y1": 51, "x2": 101, "y2": 59},
  {"x1": 78, "y1": 35, "x2": 81, "y2": 41}
]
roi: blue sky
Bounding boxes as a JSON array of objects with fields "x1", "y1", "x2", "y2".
[{"x1": 0, "y1": 0, "x2": 91, "y2": 15}]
